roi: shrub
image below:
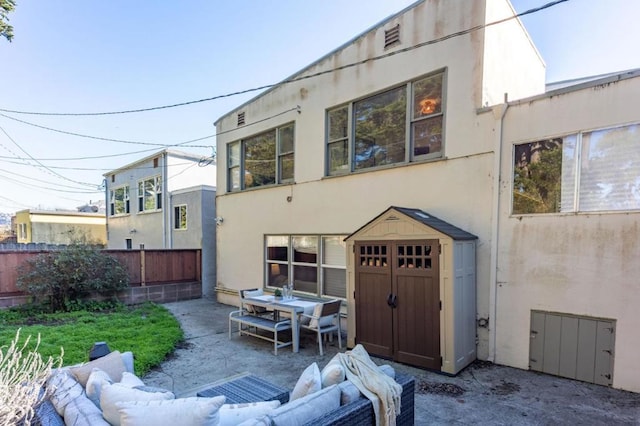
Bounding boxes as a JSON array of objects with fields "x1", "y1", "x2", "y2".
[
  {"x1": 0, "y1": 329, "x2": 63, "y2": 426},
  {"x1": 17, "y1": 244, "x2": 129, "y2": 313}
]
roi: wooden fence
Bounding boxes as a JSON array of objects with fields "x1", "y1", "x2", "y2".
[{"x1": 0, "y1": 248, "x2": 201, "y2": 295}]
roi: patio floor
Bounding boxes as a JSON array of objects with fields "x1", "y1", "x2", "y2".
[{"x1": 142, "y1": 297, "x2": 640, "y2": 425}]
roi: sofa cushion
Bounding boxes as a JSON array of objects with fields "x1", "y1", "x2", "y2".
[
  {"x1": 119, "y1": 372, "x2": 145, "y2": 388},
  {"x1": 218, "y1": 400, "x2": 280, "y2": 426},
  {"x1": 269, "y1": 384, "x2": 341, "y2": 426},
  {"x1": 48, "y1": 370, "x2": 84, "y2": 416},
  {"x1": 338, "y1": 380, "x2": 362, "y2": 405},
  {"x1": 101, "y1": 382, "x2": 175, "y2": 426},
  {"x1": 308, "y1": 303, "x2": 336, "y2": 329},
  {"x1": 290, "y1": 362, "x2": 321, "y2": 401},
  {"x1": 320, "y1": 355, "x2": 345, "y2": 388},
  {"x1": 63, "y1": 392, "x2": 110, "y2": 426},
  {"x1": 70, "y1": 351, "x2": 127, "y2": 387},
  {"x1": 85, "y1": 368, "x2": 114, "y2": 408},
  {"x1": 116, "y1": 396, "x2": 226, "y2": 426}
]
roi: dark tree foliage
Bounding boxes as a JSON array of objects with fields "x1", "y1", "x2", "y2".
[
  {"x1": 1, "y1": 0, "x2": 16, "y2": 42},
  {"x1": 17, "y1": 244, "x2": 129, "y2": 312}
]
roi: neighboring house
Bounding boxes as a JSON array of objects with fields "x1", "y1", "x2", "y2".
[
  {"x1": 14, "y1": 209, "x2": 106, "y2": 245},
  {"x1": 103, "y1": 149, "x2": 217, "y2": 295},
  {"x1": 213, "y1": 0, "x2": 640, "y2": 392}
]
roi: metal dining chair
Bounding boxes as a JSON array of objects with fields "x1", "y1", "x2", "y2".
[{"x1": 299, "y1": 299, "x2": 343, "y2": 356}]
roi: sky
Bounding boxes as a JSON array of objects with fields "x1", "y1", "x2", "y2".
[{"x1": 0, "y1": 0, "x2": 639, "y2": 214}]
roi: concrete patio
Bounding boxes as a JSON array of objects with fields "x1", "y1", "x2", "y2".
[{"x1": 143, "y1": 297, "x2": 640, "y2": 425}]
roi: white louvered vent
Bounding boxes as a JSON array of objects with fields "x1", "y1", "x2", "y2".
[
  {"x1": 237, "y1": 112, "x2": 245, "y2": 126},
  {"x1": 384, "y1": 24, "x2": 400, "y2": 48}
]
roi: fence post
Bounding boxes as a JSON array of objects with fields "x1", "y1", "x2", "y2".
[{"x1": 140, "y1": 244, "x2": 146, "y2": 286}]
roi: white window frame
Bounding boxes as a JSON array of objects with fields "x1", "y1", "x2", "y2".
[
  {"x1": 173, "y1": 205, "x2": 187, "y2": 230},
  {"x1": 109, "y1": 185, "x2": 130, "y2": 216},
  {"x1": 137, "y1": 176, "x2": 162, "y2": 213}
]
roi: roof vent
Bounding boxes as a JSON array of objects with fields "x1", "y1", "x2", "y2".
[
  {"x1": 237, "y1": 112, "x2": 246, "y2": 126},
  {"x1": 384, "y1": 24, "x2": 400, "y2": 49}
]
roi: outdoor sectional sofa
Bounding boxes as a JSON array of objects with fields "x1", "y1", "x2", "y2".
[{"x1": 32, "y1": 350, "x2": 415, "y2": 425}]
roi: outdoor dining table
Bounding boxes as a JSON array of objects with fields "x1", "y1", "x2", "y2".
[{"x1": 241, "y1": 295, "x2": 317, "y2": 353}]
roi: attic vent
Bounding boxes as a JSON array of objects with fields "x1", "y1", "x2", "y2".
[
  {"x1": 237, "y1": 112, "x2": 246, "y2": 126},
  {"x1": 386, "y1": 215, "x2": 400, "y2": 221},
  {"x1": 384, "y1": 24, "x2": 400, "y2": 48}
]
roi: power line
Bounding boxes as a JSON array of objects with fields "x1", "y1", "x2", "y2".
[
  {"x1": 0, "y1": 125, "x2": 96, "y2": 187},
  {"x1": 0, "y1": 1, "x2": 568, "y2": 117},
  {"x1": 0, "y1": 168, "x2": 97, "y2": 191}
]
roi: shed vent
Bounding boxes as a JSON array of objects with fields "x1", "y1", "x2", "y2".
[
  {"x1": 237, "y1": 112, "x2": 246, "y2": 126},
  {"x1": 384, "y1": 24, "x2": 400, "y2": 48}
]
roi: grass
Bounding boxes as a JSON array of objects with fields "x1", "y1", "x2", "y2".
[{"x1": 0, "y1": 302, "x2": 183, "y2": 376}]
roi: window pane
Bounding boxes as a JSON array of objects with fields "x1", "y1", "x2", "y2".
[
  {"x1": 513, "y1": 138, "x2": 571, "y2": 214},
  {"x1": 412, "y1": 116, "x2": 442, "y2": 157},
  {"x1": 328, "y1": 107, "x2": 348, "y2": 142},
  {"x1": 323, "y1": 267, "x2": 346, "y2": 298},
  {"x1": 279, "y1": 153, "x2": 294, "y2": 182},
  {"x1": 293, "y1": 265, "x2": 317, "y2": 293},
  {"x1": 279, "y1": 125, "x2": 294, "y2": 154},
  {"x1": 413, "y1": 73, "x2": 443, "y2": 118},
  {"x1": 244, "y1": 131, "x2": 276, "y2": 188},
  {"x1": 579, "y1": 124, "x2": 640, "y2": 211},
  {"x1": 229, "y1": 167, "x2": 240, "y2": 191},
  {"x1": 293, "y1": 236, "x2": 318, "y2": 263},
  {"x1": 267, "y1": 236, "x2": 289, "y2": 261},
  {"x1": 328, "y1": 140, "x2": 349, "y2": 175},
  {"x1": 228, "y1": 142, "x2": 240, "y2": 167},
  {"x1": 354, "y1": 87, "x2": 406, "y2": 170},
  {"x1": 268, "y1": 262, "x2": 289, "y2": 287},
  {"x1": 323, "y1": 236, "x2": 346, "y2": 266}
]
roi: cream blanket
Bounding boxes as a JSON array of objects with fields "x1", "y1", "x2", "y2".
[{"x1": 336, "y1": 345, "x2": 402, "y2": 426}]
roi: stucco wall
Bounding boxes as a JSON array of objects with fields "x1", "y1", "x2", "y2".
[{"x1": 497, "y1": 75, "x2": 640, "y2": 392}]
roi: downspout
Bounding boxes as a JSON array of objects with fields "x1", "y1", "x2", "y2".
[
  {"x1": 162, "y1": 151, "x2": 168, "y2": 249},
  {"x1": 488, "y1": 94, "x2": 509, "y2": 363}
]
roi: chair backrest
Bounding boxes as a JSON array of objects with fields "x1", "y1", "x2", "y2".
[
  {"x1": 320, "y1": 299, "x2": 342, "y2": 318},
  {"x1": 240, "y1": 288, "x2": 258, "y2": 298}
]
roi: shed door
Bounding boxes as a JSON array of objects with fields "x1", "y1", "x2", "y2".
[{"x1": 355, "y1": 240, "x2": 440, "y2": 369}]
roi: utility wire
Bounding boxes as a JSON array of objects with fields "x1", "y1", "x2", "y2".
[
  {"x1": 0, "y1": 125, "x2": 97, "y2": 187},
  {"x1": 0, "y1": 1, "x2": 567, "y2": 117},
  {"x1": 0, "y1": 168, "x2": 98, "y2": 191}
]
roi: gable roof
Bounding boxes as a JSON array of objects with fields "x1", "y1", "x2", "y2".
[{"x1": 345, "y1": 206, "x2": 477, "y2": 241}]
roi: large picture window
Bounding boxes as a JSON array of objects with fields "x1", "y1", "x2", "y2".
[
  {"x1": 109, "y1": 185, "x2": 130, "y2": 216},
  {"x1": 512, "y1": 123, "x2": 640, "y2": 214},
  {"x1": 138, "y1": 176, "x2": 162, "y2": 212},
  {"x1": 326, "y1": 70, "x2": 445, "y2": 175},
  {"x1": 265, "y1": 234, "x2": 347, "y2": 299},
  {"x1": 227, "y1": 123, "x2": 295, "y2": 192}
]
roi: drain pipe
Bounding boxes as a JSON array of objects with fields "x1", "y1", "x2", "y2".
[{"x1": 488, "y1": 94, "x2": 509, "y2": 363}]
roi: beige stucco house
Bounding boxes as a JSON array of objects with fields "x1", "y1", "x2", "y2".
[
  {"x1": 103, "y1": 149, "x2": 217, "y2": 295},
  {"x1": 14, "y1": 209, "x2": 106, "y2": 245},
  {"x1": 213, "y1": 0, "x2": 640, "y2": 392}
]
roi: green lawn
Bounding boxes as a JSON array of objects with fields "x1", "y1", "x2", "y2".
[{"x1": 0, "y1": 303, "x2": 183, "y2": 376}]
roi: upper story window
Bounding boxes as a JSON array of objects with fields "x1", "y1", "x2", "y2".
[
  {"x1": 138, "y1": 176, "x2": 162, "y2": 212},
  {"x1": 512, "y1": 123, "x2": 640, "y2": 214},
  {"x1": 326, "y1": 70, "x2": 444, "y2": 176},
  {"x1": 109, "y1": 185, "x2": 130, "y2": 216},
  {"x1": 227, "y1": 123, "x2": 295, "y2": 192}
]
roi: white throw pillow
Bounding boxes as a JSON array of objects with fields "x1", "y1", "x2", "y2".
[
  {"x1": 218, "y1": 400, "x2": 280, "y2": 426},
  {"x1": 85, "y1": 368, "x2": 113, "y2": 408},
  {"x1": 309, "y1": 303, "x2": 336, "y2": 329},
  {"x1": 290, "y1": 362, "x2": 321, "y2": 401},
  {"x1": 117, "y1": 396, "x2": 226, "y2": 426},
  {"x1": 119, "y1": 371, "x2": 145, "y2": 388},
  {"x1": 63, "y1": 392, "x2": 110, "y2": 426},
  {"x1": 243, "y1": 289, "x2": 265, "y2": 313},
  {"x1": 270, "y1": 385, "x2": 341, "y2": 426},
  {"x1": 121, "y1": 351, "x2": 135, "y2": 374},
  {"x1": 320, "y1": 355, "x2": 345, "y2": 388},
  {"x1": 100, "y1": 382, "x2": 175, "y2": 426},
  {"x1": 70, "y1": 351, "x2": 127, "y2": 387},
  {"x1": 48, "y1": 370, "x2": 84, "y2": 416}
]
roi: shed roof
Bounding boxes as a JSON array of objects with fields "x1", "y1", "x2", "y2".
[{"x1": 345, "y1": 206, "x2": 477, "y2": 241}]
